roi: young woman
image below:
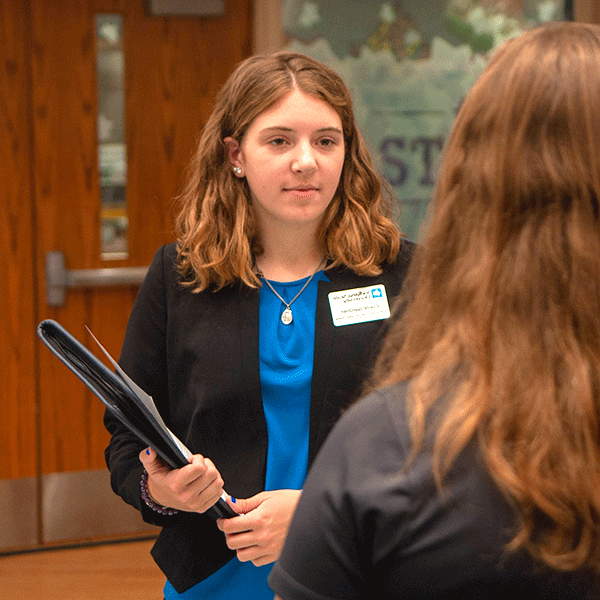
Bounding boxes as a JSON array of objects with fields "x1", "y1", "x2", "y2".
[
  {"x1": 269, "y1": 22, "x2": 600, "y2": 599},
  {"x1": 104, "y1": 51, "x2": 413, "y2": 599}
]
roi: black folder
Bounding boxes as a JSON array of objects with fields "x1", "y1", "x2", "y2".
[{"x1": 37, "y1": 319, "x2": 236, "y2": 520}]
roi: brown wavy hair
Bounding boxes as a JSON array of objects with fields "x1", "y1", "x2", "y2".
[
  {"x1": 174, "y1": 52, "x2": 401, "y2": 290},
  {"x1": 370, "y1": 22, "x2": 600, "y2": 572}
]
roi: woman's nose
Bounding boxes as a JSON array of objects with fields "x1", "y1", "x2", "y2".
[{"x1": 292, "y1": 141, "x2": 317, "y2": 173}]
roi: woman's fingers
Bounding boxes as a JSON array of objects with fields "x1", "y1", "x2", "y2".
[{"x1": 139, "y1": 449, "x2": 224, "y2": 513}]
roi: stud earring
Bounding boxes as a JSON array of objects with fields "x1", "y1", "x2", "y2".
[{"x1": 233, "y1": 166, "x2": 243, "y2": 176}]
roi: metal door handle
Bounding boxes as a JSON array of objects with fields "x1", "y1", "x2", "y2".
[{"x1": 45, "y1": 251, "x2": 148, "y2": 306}]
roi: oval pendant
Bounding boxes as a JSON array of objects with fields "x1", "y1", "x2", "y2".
[{"x1": 281, "y1": 307, "x2": 293, "y2": 325}]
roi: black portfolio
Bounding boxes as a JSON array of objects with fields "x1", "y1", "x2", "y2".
[{"x1": 37, "y1": 319, "x2": 235, "y2": 520}]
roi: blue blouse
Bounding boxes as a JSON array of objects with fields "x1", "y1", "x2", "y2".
[{"x1": 164, "y1": 271, "x2": 328, "y2": 599}]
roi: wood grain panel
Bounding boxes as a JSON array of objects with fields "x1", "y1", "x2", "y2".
[
  {"x1": 32, "y1": 0, "x2": 105, "y2": 475},
  {"x1": 0, "y1": 0, "x2": 38, "y2": 479},
  {"x1": 32, "y1": 0, "x2": 100, "y2": 270},
  {"x1": 124, "y1": 0, "x2": 252, "y2": 265},
  {"x1": 575, "y1": 0, "x2": 600, "y2": 23},
  {"x1": 33, "y1": 0, "x2": 252, "y2": 479}
]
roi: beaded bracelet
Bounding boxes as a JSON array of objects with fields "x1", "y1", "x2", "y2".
[{"x1": 140, "y1": 469, "x2": 179, "y2": 516}]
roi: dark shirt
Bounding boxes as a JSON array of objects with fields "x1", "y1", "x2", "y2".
[{"x1": 269, "y1": 382, "x2": 599, "y2": 599}]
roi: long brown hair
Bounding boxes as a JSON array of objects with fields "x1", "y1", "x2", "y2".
[
  {"x1": 175, "y1": 52, "x2": 401, "y2": 291},
  {"x1": 370, "y1": 22, "x2": 600, "y2": 571}
]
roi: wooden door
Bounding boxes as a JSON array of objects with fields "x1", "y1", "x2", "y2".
[
  {"x1": 0, "y1": 0, "x2": 251, "y2": 550},
  {"x1": 0, "y1": 0, "x2": 39, "y2": 550},
  {"x1": 575, "y1": 0, "x2": 600, "y2": 23}
]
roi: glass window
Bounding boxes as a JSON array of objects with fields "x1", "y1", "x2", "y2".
[
  {"x1": 282, "y1": 0, "x2": 568, "y2": 241},
  {"x1": 95, "y1": 14, "x2": 128, "y2": 260}
]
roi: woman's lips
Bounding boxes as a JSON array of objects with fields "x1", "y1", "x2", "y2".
[{"x1": 284, "y1": 186, "x2": 319, "y2": 198}]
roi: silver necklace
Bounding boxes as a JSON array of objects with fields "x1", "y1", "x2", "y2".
[{"x1": 256, "y1": 258, "x2": 325, "y2": 325}]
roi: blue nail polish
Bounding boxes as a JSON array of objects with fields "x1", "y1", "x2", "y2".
[
  {"x1": 146, "y1": 448, "x2": 150, "y2": 455},
  {"x1": 231, "y1": 497, "x2": 237, "y2": 504}
]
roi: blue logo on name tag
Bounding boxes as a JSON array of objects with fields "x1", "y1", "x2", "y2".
[{"x1": 371, "y1": 287, "x2": 383, "y2": 298}]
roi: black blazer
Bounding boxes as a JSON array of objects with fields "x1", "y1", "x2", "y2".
[{"x1": 104, "y1": 241, "x2": 413, "y2": 593}]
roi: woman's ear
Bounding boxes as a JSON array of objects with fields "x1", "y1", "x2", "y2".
[{"x1": 224, "y1": 136, "x2": 244, "y2": 177}]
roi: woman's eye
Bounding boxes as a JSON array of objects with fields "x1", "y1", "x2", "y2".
[
  {"x1": 318, "y1": 138, "x2": 336, "y2": 147},
  {"x1": 269, "y1": 138, "x2": 287, "y2": 146}
]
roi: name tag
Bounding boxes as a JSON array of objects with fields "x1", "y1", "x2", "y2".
[{"x1": 328, "y1": 284, "x2": 391, "y2": 327}]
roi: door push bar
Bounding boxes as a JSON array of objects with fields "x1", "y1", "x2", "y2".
[{"x1": 45, "y1": 251, "x2": 148, "y2": 307}]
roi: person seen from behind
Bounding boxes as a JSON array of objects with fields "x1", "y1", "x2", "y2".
[{"x1": 269, "y1": 22, "x2": 600, "y2": 600}]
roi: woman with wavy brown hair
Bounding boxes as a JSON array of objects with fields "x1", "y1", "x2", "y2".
[
  {"x1": 175, "y1": 51, "x2": 404, "y2": 290},
  {"x1": 104, "y1": 51, "x2": 413, "y2": 599},
  {"x1": 270, "y1": 22, "x2": 600, "y2": 599}
]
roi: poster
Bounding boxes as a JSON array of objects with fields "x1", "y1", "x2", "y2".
[{"x1": 283, "y1": 1, "x2": 568, "y2": 241}]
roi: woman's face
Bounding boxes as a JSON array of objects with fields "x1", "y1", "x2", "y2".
[{"x1": 226, "y1": 89, "x2": 345, "y2": 234}]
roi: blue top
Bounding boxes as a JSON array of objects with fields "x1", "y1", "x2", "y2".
[{"x1": 164, "y1": 270, "x2": 328, "y2": 599}]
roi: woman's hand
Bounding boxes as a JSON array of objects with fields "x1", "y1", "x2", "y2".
[
  {"x1": 215, "y1": 489, "x2": 302, "y2": 566},
  {"x1": 139, "y1": 447, "x2": 224, "y2": 514}
]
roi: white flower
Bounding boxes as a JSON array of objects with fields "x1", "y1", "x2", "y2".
[
  {"x1": 379, "y1": 3, "x2": 396, "y2": 24},
  {"x1": 538, "y1": 0, "x2": 558, "y2": 23},
  {"x1": 467, "y1": 6, "x2": 491, "y2": 35},
  {"x1": 405, "y1": 30, "x2": 422, "y2": 47},
  {"x1": 298, "y1": 1, "x2": 320, "y2": 28}
]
